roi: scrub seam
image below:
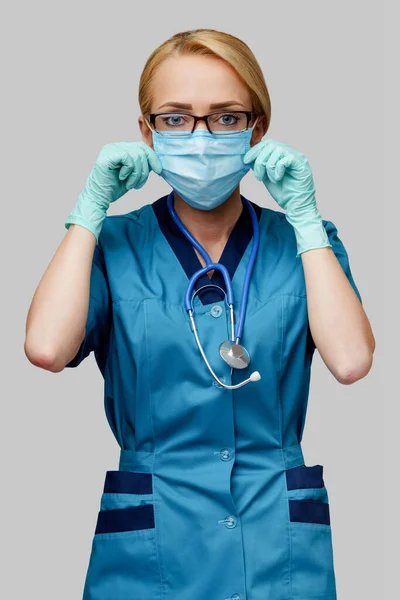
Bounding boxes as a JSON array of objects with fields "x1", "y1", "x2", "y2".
[
  {"x1": 279, "y1": 294, "x2": 294, "y2": 600},
  {"x1": 104, "y1": 205, "x2": 148, "y2": 224},
  {"x1": 277, "y1": 295, "x2": 285, "y2": 453},
  {"x1": 247, "y1": 293, "x2": 308, "y2": 316},
  {"x1": 104, "y1": 319, "x2": 115, "y2": 372},
  {"x1": 111, "y1": 292, "x2": 308, "y2": 311},
  {"x1": 228, "y1": 373, "x2": 248, "y2": 599},
  {"x1": 143, "y1": 300, "x2": 166, "y2": 599}
]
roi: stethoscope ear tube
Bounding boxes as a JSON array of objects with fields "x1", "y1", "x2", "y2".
[{"x1": 185, "y1": 262, "x2": 234, "y2": 312}]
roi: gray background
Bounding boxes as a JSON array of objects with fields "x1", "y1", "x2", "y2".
[{"x1": 1, "y1": 1, "x2": 384, "y2": 598}]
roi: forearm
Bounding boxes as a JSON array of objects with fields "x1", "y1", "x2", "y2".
[
  {"x1": 301, "y1": 246, "x2": 375, "y2": 384},
  {"x1": 24, "y1": 224, "x2": 96, "y2": 372}
]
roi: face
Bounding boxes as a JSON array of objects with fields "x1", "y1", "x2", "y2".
[{"x1": 138, "y1": 54, "x2": 267, "y2": 148}]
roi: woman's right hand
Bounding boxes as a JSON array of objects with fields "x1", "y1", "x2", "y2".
[{"x1": 65, "y1": 142, "x2": 162, "y2": 243}]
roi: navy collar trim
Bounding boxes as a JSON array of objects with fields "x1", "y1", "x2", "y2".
[{"x1": 152, "y1": 194, "x2": 262, "y2": 305}]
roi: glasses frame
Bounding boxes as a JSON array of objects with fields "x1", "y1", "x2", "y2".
[{"x1": 147, "y1": 110, "x2": 256, "y2": 136}]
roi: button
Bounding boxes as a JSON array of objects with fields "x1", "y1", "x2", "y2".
[
  {"x1": 230, "y1": 595, "x2": 243, "y2": 600},
  {"x1": 219, "y1": 448, "x2": 233, "y2": 461},
  {"x1": 218, "y1": 514, "x2": 237, "y2": 528},
  {"x1": 213, "y1": 376, "x2": 225, "y2": 389},
  {"x1": 210, "y1": 304, "x2": 223, "y2": 318},
  {"x1": 213, "y1": 448, "x2": 233, "y2": 460}
]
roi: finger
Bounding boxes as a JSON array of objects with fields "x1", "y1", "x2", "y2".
[
  {"x1": 125, "y1": 162, "x2": 141, "y2": 189},
  {"x1": 265, "y1": 148, "x2": 287, "y2": 183},
  {"x1": 243, "y1": 138, "x2": 276, "y2": 164},
  {"x1": 135, "y1": 149, "x2": 150, "y2": 189},
  {"x1": 105, "y1": 144, "x2": 132, "y2": 170},
  {"x1": 124, "y1": 150, "x2": 142, "y2": 189},
  {"x1": 142, "y1": 144, "x2": 163, "y2": 174},
  {"x1": 134, "y1": 175, "x2": 147, "y2": 190},
  {"x1": 243, "y1": 140, "x2": 266, "y2": 165},
  {"x1": 119, "y1": 154, "x2": 134, "y2": 180},
  {"x1": 126, "y1": 148, "x2": 148, "y2": 189},
  {"x1": 275, "y1": 155, "x2": 294, "y2": 181},
  {"x1": 253, "y1": 146, "x2": 275, "y2": 181}
]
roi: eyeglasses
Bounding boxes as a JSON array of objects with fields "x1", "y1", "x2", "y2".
[{"x1": 146, "y1": 111, "x2": 257, "y2": 137}]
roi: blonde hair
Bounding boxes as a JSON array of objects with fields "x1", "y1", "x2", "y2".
[{"x1": 138, "y1": 29, "x2": 271, "y2": 131}]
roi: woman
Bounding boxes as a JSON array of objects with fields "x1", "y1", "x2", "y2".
[{"x1": 25, "y1": 29, "x2": 375, "y2": 600}]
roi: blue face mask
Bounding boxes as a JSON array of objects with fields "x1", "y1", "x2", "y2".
[{"x1": 152, "y1": 127, "x2": 254, "y2": 210}]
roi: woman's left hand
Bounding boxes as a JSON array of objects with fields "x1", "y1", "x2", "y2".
[{"x1": 243, "y1": 139, "x2": 332, "y2": 258}]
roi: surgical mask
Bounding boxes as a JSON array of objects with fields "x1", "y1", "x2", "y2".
[{"x1": 152, "y1": 127, "x2": 254, "y2": 210}]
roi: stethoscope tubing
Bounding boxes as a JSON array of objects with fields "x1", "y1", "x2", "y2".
[
  {"x1": 167, "y1": 190, "x2": 260, "y2": 342},
  {"x1": 234, "y1": 197, "x2": 260, "y2": 341},
  {"x1": 185, "y1": 262, "x2": 234, "y2": 310},
  {"x1": 166, "y1": 190, "x2": 261, "y2": 389}
]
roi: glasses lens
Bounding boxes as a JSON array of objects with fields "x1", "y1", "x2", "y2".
[
  {"x1": 154, "y1": 113, "x2": 194, "y2": 136},
  {"x1": 207, "y1": 112, "x2": 249, "y2": 134}
]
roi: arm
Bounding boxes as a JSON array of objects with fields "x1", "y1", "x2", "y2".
[
  {"x1": 24, "y1": 224, "x2": 97, "y2": 372},
  {"x1": 25, "y1": 141, "x2": 161, "y2": 373},
  {"x1": 244, "y1": 139, "x2": 375, "y2": 383},
  {"x1": 302, "y1": 245, "x2": 375, "y2": 385}
]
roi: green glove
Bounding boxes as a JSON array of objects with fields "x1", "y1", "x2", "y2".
[
  {"x1": 243, "y1": 139, "x2": 331, "y2": 258},
  {"x1": 65, "y1": 142, "x2": 162, "y2": 244}
]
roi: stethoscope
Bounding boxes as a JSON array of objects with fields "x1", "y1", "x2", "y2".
[{"x1": 167, "y1": 191, "x2": 262, "y2": 389}]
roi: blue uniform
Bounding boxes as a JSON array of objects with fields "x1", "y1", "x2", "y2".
[{"x1": 66, "y1": 194, "x2": 362, "y2": 600}]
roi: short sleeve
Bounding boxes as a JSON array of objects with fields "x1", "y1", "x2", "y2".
[
  {"x1": 65, "y1": 240, "x2": 112, "y2": 372},
  {"x1": 323, "y1": 219, "x2": 362, "y2": 304}
]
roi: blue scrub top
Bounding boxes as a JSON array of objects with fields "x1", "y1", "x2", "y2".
[{"x1": 66, "y1": 194, "x2": 361, "y2": 600}]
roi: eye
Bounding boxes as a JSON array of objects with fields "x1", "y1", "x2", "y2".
[
  {"x1": 214, "y1": 112, "x2": 241, "y2": 126},
  {"x1": 161, "y1": 114, "x2": 189, "y2": 127}
]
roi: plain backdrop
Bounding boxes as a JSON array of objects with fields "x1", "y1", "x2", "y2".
[{"x1": 1, "y1": 1, "x2": 385, "y2": 598}]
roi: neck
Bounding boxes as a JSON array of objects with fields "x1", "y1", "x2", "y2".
[{"x1": 172, "y1": 187, "x2": 243, "y2": 248}]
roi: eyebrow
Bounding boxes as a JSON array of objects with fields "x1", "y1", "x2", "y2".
[{"x1": 156, "y1": 101, "x2": 246, "y2": 110}]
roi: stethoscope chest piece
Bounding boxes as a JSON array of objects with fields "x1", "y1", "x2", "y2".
[{"x1": 219, "y1": 340, "x2": 251, "y2": 370}]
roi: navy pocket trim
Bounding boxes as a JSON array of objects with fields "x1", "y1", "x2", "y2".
[
  {"x1": 103, "y1": 470, "x2": 153, "y2": 495},
  {"x1": 95, "y1": 503, "x2": 155, "y2": 534},
  {"x1": 285, "y1": 464, "x2": 324, "y2": 490},
  {"x1": 289, "y1": 499, "x2": 330, "y2": 525}
]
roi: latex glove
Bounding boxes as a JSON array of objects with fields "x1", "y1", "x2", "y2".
[
  {"x1": 65, "y1": 142, "x2": 162, "y2": 244},
  {"x1": 244, "y1": 139, "x2": 331, "y2": 258}
]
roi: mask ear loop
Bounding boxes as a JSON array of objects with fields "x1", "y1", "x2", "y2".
[
  {"x1": 251, "y1": 115, "x2": 260, "y2": 130},
  {"x1": 143, "y1": 116, "x2": 154, "y2": 132}
]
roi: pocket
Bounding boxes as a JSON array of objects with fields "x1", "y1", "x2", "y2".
[
  {"x1": 82, "y1": 470, "x2": 161, "y2": 600},
  {"x1": 96, "y1": 469, "x2": 155, "y2": 532},
  {"x1": 285, "y1": 464, "x2": 337, "y2": 598}
]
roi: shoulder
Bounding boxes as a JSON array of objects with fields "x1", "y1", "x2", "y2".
[
  {"x1": 258, "y1": 204, "x2": 292, "y2": 240},
  {"x1": 97, "y1": 202, "x2": 155, "y2": 248},
  {"x1": 258, "y1": 204, "x2": 338, "y2": 239},
  {"x1": 256, "y1": 203, "x2": 286, "y2": 226}
]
